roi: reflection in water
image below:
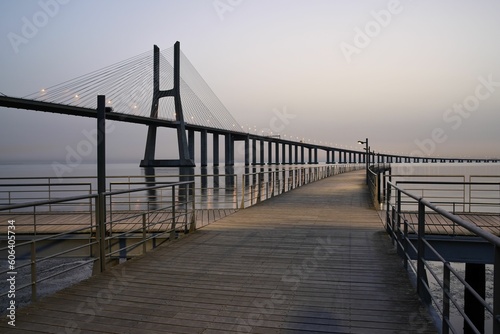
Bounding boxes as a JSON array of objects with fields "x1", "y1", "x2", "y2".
[
  {"x1": 201, "y1": 166, "x2": 208, "y2": 199},
  {"x1": 213, "y1": 166, "x2": 220, "y2": 203},
  {"x1": 144, "y1": 167, "x2": 158, "y2": 211},
  {"x1": 225, "y1": 165, "x2": 235, "y2": 195},
  {"x1": 179, "y1": 166, "x2": 195, "y2": 204}
]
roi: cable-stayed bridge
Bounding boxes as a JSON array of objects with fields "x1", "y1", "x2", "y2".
[
  {"x1": 0, "y1": 41, "x2": 497, "y2": 166},
  {"x1": 2, "y1": 42, "x2": 500, "y2": 333}
]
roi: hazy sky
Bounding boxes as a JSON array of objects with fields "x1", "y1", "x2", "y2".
[{"x1": 1, "y1": 0, "x2": 500, "y2": 164}]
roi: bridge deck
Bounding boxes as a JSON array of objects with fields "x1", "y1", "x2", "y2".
[{"x1": 1, "y1": 171, "x2": 436, "y2": 333}]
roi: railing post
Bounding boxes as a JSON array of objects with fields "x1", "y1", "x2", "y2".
[
  {"x1": 257, "y1": 172, "x2": 262, "y2": 203},
  {"x1": 403, "y1": 219, "x2": 408, "y2": 270},
  {"x1": 377, "y1": 171, "x2": 382, "y2": 204},
  {"x1": 395, "y1": 189, "x2": 401, "y2": 243},
  {"x1": 240, "y1": 174, "x2": 245, "y2": 209},
  {"x1": 142, "y1": 213, "x2": 147, "y2": 255},
  {"x1": 97, "y1": 194, "x2": 106, "y2": 272},
  {"x1": 417, "y1": 199, "x2": 428, "y2": 303},
  {"x1": 443, "y1": 262, "x2": 450, "y2": 334},
  {"x1": 97, "y1": 95, "x2": 107, "y2": 272},
  {"x1": 48, "y1": 179, "x2": 52, "y2": 212},
  {"x1": 189, "y1": 182, "x2": 196, "y2": 233},
  {"x1": 171, "y1": 185, "x2": 176, "y2": 240},
  {"x1": 30, "y1": 242, "x2": 37, "y2": 302},
  {"x1": 385, "y1": 184, "x2": 392, "y2": 232},
  {"x1": 250, "y1": 184, "x2": 254, "y2": 205},
  {"x1": 494, "y1": 245, "x2": 500, "y2": 334}
]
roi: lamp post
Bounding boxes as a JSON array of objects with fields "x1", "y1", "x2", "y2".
[{"x1": 358, "y1": 138, "x2": 369, "y2": 184}]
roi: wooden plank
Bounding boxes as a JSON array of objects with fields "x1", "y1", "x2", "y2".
[
  {"x1": 401, "y1": 212, "x2": 500, "y2": 236},
  {"x1": 0, "y1": 209, "x2": 236, "y2": 234}
]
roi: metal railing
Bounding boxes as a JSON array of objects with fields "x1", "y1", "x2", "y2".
[
  {"x1": 0, "y1": 181, "x2": 93, "y2": 212},
  {"x1": 0, "y1": 180, "x2": 195, "y2": 305},
  {"x1": 387, "y1": 173, "x2": 500, "y2": 214},
  {"x1": 240, "y1": 164, "x2": 363, "y2": 208},
  {"x1": 385, "y1": 181, "x2": 500, "y2": 334},
  {"x1": 0, "y1": 164, "x2": 364, "y2": 309},
  {"x1": 393, "y1": 180, "x2": 500, "y2": 215},
  {"x1": 367, "y1": 163, "x2": 391, "y2": 208}
]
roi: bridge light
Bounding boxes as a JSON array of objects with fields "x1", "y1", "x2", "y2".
[{"x1": 74, "y1": 94, "x2": 79, "y2": 98}]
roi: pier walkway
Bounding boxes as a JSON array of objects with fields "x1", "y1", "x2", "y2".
[{"x1": 1, "y1": 171, "x2": 436, "y2": 333}]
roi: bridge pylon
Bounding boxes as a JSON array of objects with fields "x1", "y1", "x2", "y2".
[{"x1": 140, "y1": 42, "x2": 195, "y2": 167}]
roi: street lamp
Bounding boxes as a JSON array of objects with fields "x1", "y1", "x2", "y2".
[{"x1": 358, "y1": 138, "x2": 369, "y2": 184}]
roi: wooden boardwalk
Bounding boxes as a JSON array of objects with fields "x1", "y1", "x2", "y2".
[
  {"x1": 1, "y1": 171, "x2": 436, "y2": 333},
  {"x1": 0, "y1": 209, "x2": 236, "y2": 234},
  {"x1": 402, "y1": 212, "x2": 500, "y2": 236}
]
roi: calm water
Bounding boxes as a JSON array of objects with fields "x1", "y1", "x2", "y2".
[
  {"x1": 1, "y1": 161, "x2": 498, "y2": 179},
  {"x1": 392, "y1": 162, "x2": 500, "y2": 180}
]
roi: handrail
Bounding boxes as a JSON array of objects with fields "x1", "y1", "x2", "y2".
[
  {"x1": 104, "y1": 181, "x2": 192, "y2": 196},
  {"x1": 0, "y1": 193, "x2": 97, "y2": 211},
  {"x1": 397, "y1": 180, "x2": 500, "y2": 186},
  {"x1": 0, "y1": 180, "x2": 196, "y2": 306},
  {"x1": 388, "y1": 180, "x2": 500, "y2": 246},
  {"x1": 0, "y1": 165, "x2": 363, "y2": 308},
  {"x1": 385, "y1": 180, "x2": 500, "y2": 333},
  {"x1": 367, "y1": 164, "x2": 391, "y2": 207}
]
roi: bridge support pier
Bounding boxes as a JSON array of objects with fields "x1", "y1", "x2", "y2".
[
  {"x1": 282, "y1": 143, "x2": 286, "y2": 165},
  {"x1": 213, "y1": 134, "x2": 219, "y2": 167},
  {"x1": 267, "y1": 141, "x2": 272, "y2": 165},
  {"x1": 251, "y1": 139, "x2": 257, "y2": 165},
  {"x1": 188, "y1": 129, "x2": 195, "y2": 163},
  {"x1": 274, "y1": 142, "x2": 280, "y2": 165},
  {"x1": 141, "y1": 42, "x2": 194, "y2": 168},
  {"x1": 244, "y1": 137, "x2": 250, "y2": 166},
  {"x1": 200, "y1": 130, "x2": 207, "y2": 167},
  {"x1": 301, "y1": 146, "x2": 305, "y2": 164},
  {"x1": 464, "y1": 263, "x2": 485, "y2": 334},
  {"x1": 225, "y1": 134, "x2": 234, "y2": 166},
  {"x1": 294, "y1": 145, "x2": 299, "y2": 164},
  {"x1": 260, "y1": 140, "x2": 265, "y2": 165}
]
